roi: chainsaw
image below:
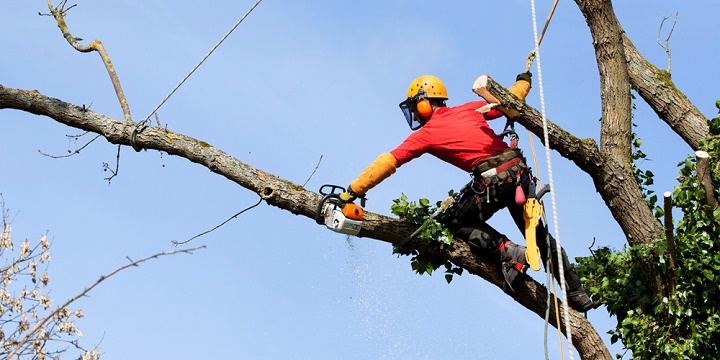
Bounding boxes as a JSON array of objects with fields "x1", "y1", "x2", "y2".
[{"x1": 315, "y1": 184, "x2": 365, "y2": 236}]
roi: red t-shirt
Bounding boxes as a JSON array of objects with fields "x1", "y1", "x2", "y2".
[{"x1": 390, "y1": 100, "x2": 510, "y2": 172}]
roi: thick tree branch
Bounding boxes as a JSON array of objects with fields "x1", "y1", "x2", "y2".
[
  {"x1": 622, "y1": 35, "x2": 709, "y2": 149},
  {"x1": 0, "y1": 84, "x2": 611, "y2": 360}
]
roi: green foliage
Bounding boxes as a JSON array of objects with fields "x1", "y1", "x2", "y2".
[
  {"x1": 575, "y1": 101, "x2": 720, "y2": 359},
  {"x1": 390, "y1": 193, "x2": 463, "y2": 283},
  {"x1": 630, "y1": 98, "x2": 663, "y2": 220}
]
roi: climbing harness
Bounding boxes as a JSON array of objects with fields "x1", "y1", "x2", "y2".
[{"x1": 130, "y1": 0, "x2": 264, "y2": 151}]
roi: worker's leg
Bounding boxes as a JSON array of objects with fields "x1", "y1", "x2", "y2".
[
  {"x1": 447, "y1": 189, "x2": 506, "y2": 254},
  {"x1": 506, "y1": 172, "x2": 595, "y2": 311},
  {"x1": 446, "y1": 188, "x2": 529, "y2": 290}
]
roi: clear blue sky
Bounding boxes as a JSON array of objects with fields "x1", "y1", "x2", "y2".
[{"x1": 2, "y1": 1, "x2": 718, "y2": 359}]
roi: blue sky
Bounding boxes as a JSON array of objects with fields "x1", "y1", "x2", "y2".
[{"x1": 2, "y1": 1, "x2": 718, "y2": 359}]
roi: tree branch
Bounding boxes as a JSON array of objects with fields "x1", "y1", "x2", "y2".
[
  {"x1": 623, "y1": 36, "x2": 708, "y2": 150},
  {"x1": 6, "y1": 245, "x2": 205, "y2": 360},
  {"x1": 695, "y1": 151, "x2": 717, "y2": 209},
  {"x1": 47, "y1": 0, "x2": 132, "y2": 122},
  {"x1": 656, "y1": 13, "x2": 678, "y2": 73}
]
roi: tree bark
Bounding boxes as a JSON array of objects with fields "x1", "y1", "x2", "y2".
[
  {"x1": 0, "y1": 84, "x2": 612, "y2": 360},
  {"x1": 623, "y1": 35, "x2": 709, "y2": 150},
  {"x1": 696, "y1": 151, "x2": 717, "y2": 208}
]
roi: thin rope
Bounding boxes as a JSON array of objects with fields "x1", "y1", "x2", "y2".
[
  {"x1": 544, "y1": 236, "x2": 553, "y2": 360},
  {"x1": 137, "y1": 0, "x2": 263, "y2": 128},
  {"x1": 529, "y1": 1, "x2": 575, "y2": 359}
]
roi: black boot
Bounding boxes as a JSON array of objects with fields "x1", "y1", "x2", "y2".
[
  {"x1": 498, "y1": 238, "x2": 529, "y2": 292},
  {"x1": 564, "y1": 269, "x2": 594, "y2": 312}
]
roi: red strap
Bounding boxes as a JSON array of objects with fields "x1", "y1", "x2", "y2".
[
  {"x1": 497, "y1": 238, "x2": 508, "y2": 253},
  {"x1": 494, "y1": 157, "x2": 522, "y2": 174}
]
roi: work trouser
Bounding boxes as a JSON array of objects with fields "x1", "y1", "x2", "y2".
[{"x1": 445, "y1": 168, "x2": 575, "y2": 285}]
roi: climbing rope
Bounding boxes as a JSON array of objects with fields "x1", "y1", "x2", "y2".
[
  {"x1": 526, "y1": 0, "x2": 575, "y2": 359},
  {"x1": 131, "y1": 0, "x2": 264, "y2": 151}
]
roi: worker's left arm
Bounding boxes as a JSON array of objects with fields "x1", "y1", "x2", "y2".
[{"x1": 508, "y1": 72, "x2": 532, "y2": 101}]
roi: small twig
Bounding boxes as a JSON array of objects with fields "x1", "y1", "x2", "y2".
[
  {"x1": 68, "y1": 131, "x2": 91, "y2": 139},
  {"x1": 587, "y1": 237, "x2": 598, "y2": 262},
  {"x1": 102, "y1": 145, "x2": 122, "y2": 183},
  {"x1": 47, "y1": 0, "x2": 132, "y2": 122},
  {"x1": 173, "y1": 197, "x2": 263, "y2": 245},
  {"x1": 302, "y1": 155, "x2": 323, "y2": 188},
  {"x1": 151, "y1": 113, "x2": 168, "y2": 167},
  {"x1": 38, "y1": 134, "x2": 102, "y2": 158},
  {"x1": 6, "y1": 245, "x2": 205, "y2": 359},
  {"x1": 657, "y1": 12, "x2": 678, "y2": 73}
]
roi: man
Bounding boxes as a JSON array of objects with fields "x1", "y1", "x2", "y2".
[{"x1": 342, "y1": 73, "x2": 594, "y2": 312}]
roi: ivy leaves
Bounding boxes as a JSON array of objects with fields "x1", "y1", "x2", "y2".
[
  {"x1": 575, "y1": 100, "x2": 720, "y2": 359},
  {"x1": 390, "y1": 193, "x2": 463, "y2": 283}
]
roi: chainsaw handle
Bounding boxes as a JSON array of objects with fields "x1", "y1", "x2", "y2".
[
  {"x1": 319, "y1": 184, "x2": 346, "y2": 196},
  {"x1": 318, "y1": 184, "x2": 366, "y2": 207}
]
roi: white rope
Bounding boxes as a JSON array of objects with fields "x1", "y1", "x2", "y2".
[
  {"x1": 528, "y1": 0, "x2": 575, "y2": 359},
  {"x1": 138, "y1": 0, "x2": 264, "y2": 127}
]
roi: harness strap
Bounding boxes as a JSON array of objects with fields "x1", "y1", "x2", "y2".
[{"x1": 480, "y1": 157, "x2": 522, "y2": 178}]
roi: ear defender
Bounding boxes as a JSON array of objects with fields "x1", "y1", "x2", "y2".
[{"x1": 416, "y1": 98, "x2": 432, "y2": 117}]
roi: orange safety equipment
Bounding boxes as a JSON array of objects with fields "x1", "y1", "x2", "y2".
[
  {"x1": 400, "y1": 75, "x2": 448, "y2": 131},
  {"x1": 349, "y1": 153, "x2": 398, "y2": 197}
]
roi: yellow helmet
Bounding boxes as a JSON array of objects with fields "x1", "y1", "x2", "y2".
[
  {"x1": 406, "y1": 75, "x2": 448, "y2": 99},
  {"x1": 400, "y1": 75, "x2": 448, "y2": 130}
]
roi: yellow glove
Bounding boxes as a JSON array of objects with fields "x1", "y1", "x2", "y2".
[
  {"x1": 348, "y1": 153, "x2": 398, "y2": 197},
  {"x1": 508, "y1": 72, "x2": 532, "y2": 102}
]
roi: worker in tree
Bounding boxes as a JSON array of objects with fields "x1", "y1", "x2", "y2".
[{"x1": 341, "y1": 73, "x2": 594, "y2": 312}]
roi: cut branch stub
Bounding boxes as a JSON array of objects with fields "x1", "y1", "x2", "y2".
[
  {"x1": 471, "y1": 75, "x2": 520, "y2": 118},
  {"x1": 695, "y1": 151, "x2": 717, "y2": 209}
]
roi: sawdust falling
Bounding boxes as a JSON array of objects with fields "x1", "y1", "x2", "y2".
[{"x1": 342, "y1": 236, "x2": 424, "y2": 359}]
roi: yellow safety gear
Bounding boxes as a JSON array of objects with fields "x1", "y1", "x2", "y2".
[
  {"x1": 349, "y1": 153, "x2": 398, "y2": 196},
  {"x1": 523, "y1": 197, "x2": 543, "y2": 271},
  {"x1": 508, "y1": 79, "x2": 531, "y2": 102},
  {"x1": 407, "y1": 75, "x2": 448, "y2": 99}
]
